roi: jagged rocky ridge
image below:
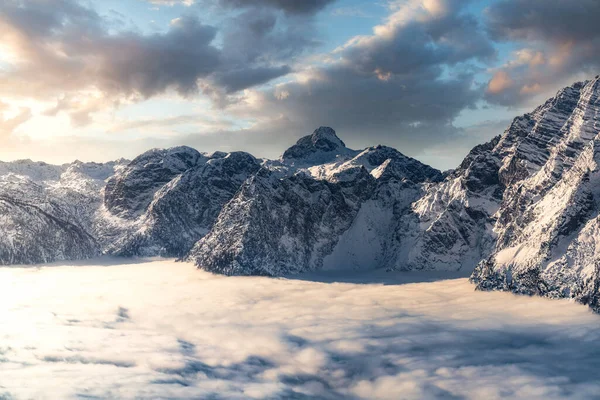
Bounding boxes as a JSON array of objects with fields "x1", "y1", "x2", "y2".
[
  {"x1": 2, "y1": 78, "x2": 600, "y2": 313},
  {"x1": 187, "y1": 167, "x2": 376, "y2": 275},
  {"x1": 0, "y1": 147, "x2": 261, "y2": 263},
  {"x1": 468, "y1": 77, "x2": 600, "y2": 312},
  {"x1": 0, "y1": 126, "x2": 443, "y2": 268},
  {"x1": 102, "y1": 147, "x2": 260, "y2": 257}
]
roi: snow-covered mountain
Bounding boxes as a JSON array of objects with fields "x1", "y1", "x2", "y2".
[
  {"x1": 373, "y1": 75, "x2": 600, "y2": 312},
  {"x1": 187, "y1": 78, "x2": 600, "y2": 313},
  {"x1": 186, "y1": 166, "x2": 376, "y2": 275},
  {"x1": 0, "y1": 147, "x2": 260, "y2": 263},
  {"x1": 2, "y1": 77, "x2": 600, "y2": 312},
  {"x1": 186, "y1": 128, "x2": 443, "y2": 274},
  {"x1": 0, "y1": 160, "x2": 124, "y2": 264}
]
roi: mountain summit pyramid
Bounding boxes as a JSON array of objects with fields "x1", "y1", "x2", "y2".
[{"x1": 281, "y1": 126, "x2": 358, "y2": 165}]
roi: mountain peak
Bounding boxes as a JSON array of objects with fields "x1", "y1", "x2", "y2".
[
  {"x1": 310, "y1": 126, "x2": 346, "y2": 148},
  {"x1": 281, "y1": 127, "x2": 355, "y2": 165}
]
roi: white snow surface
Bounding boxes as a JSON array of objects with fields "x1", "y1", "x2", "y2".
[{"x1": 0, "y1": 258, "x2": 598, "y2": 399}]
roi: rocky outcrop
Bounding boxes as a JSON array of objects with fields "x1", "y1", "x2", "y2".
[{"x1": 104, "y1": 146, "x2": 206, "y2": 219}]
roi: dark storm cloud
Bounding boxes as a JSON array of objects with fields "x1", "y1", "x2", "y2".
[
  {"x1": 262, "y1": 67, "x2": 479, "y2": 138},
  {"x1": 487, "y1": 0, "x2": 600, "y2": 43},
  {"x1": 220, "y1": 8, "x2": 318, "y2": 65},
  {"x1": 342, "y1": 7, "x2": 493, "y2": 77},
  {"x1": 202, "y1": 4, "x2": 327, "y2": 96},
  {"x1": 484, "y1": 0, "x2": 600, "y2": 106},
  {"x1": 150, "y1": 0, "x2": 336, "y2": 15},
  {"x1": 217, "y1": 0, "x2": 336, "y2": 15},
  {"x1": 92, "y1": 16, "x2": 220, "y2": 98},
  {"x1": 206, "y1": 7, "x2": 315, "y2": 94},
  {"x1": 214, "y1": 66, "x2": 292, "y2": 93}
]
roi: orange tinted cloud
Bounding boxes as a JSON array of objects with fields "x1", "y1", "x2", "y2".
[
  {"x1": 520, "y1": 83, "x2": 542, "y2": 95},
  {"x1": 487, "y1": 71, "x2": 514, "y2": 94}
]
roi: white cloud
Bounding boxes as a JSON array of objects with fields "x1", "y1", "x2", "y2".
[{"x1": 0, "y1": 259, "x2": 598, "y2": 398}]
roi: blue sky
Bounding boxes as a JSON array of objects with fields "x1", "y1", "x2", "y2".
[{"x1": 0, "y1": 0, "x2": 599, "y2": 169}]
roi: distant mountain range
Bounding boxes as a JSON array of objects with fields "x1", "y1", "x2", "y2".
[{"x1": 1, "y1": 77, "x2": 600, "y2": 313}]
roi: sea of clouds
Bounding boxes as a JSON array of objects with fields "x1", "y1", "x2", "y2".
[{"x1": 0, "y1": 259, "x2": 598, "y2": 399}]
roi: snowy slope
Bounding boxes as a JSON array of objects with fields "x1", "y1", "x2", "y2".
[
  {"x1": 307, "y1": 144, "x2": 442, "y2": 183},
  {"x1": 0, "y1": 159, "x2": 65, "y2": 182}
]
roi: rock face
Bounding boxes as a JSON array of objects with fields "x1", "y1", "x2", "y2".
[
  {"x1": 187, "y1": 167, "x2": 376, "y2": 275},
  {"x1": 318, "y1": 146, "x2": 444, "y2": 271},
  {"x1": 104, "y1": 150, "x2": 260, "y2": 257},
  {"x1": 104, "y1": 146, "x2": 205, "y2": 219},
  {"x1": 391, "y1": 136, "x2": 504, "y2": 272}
]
